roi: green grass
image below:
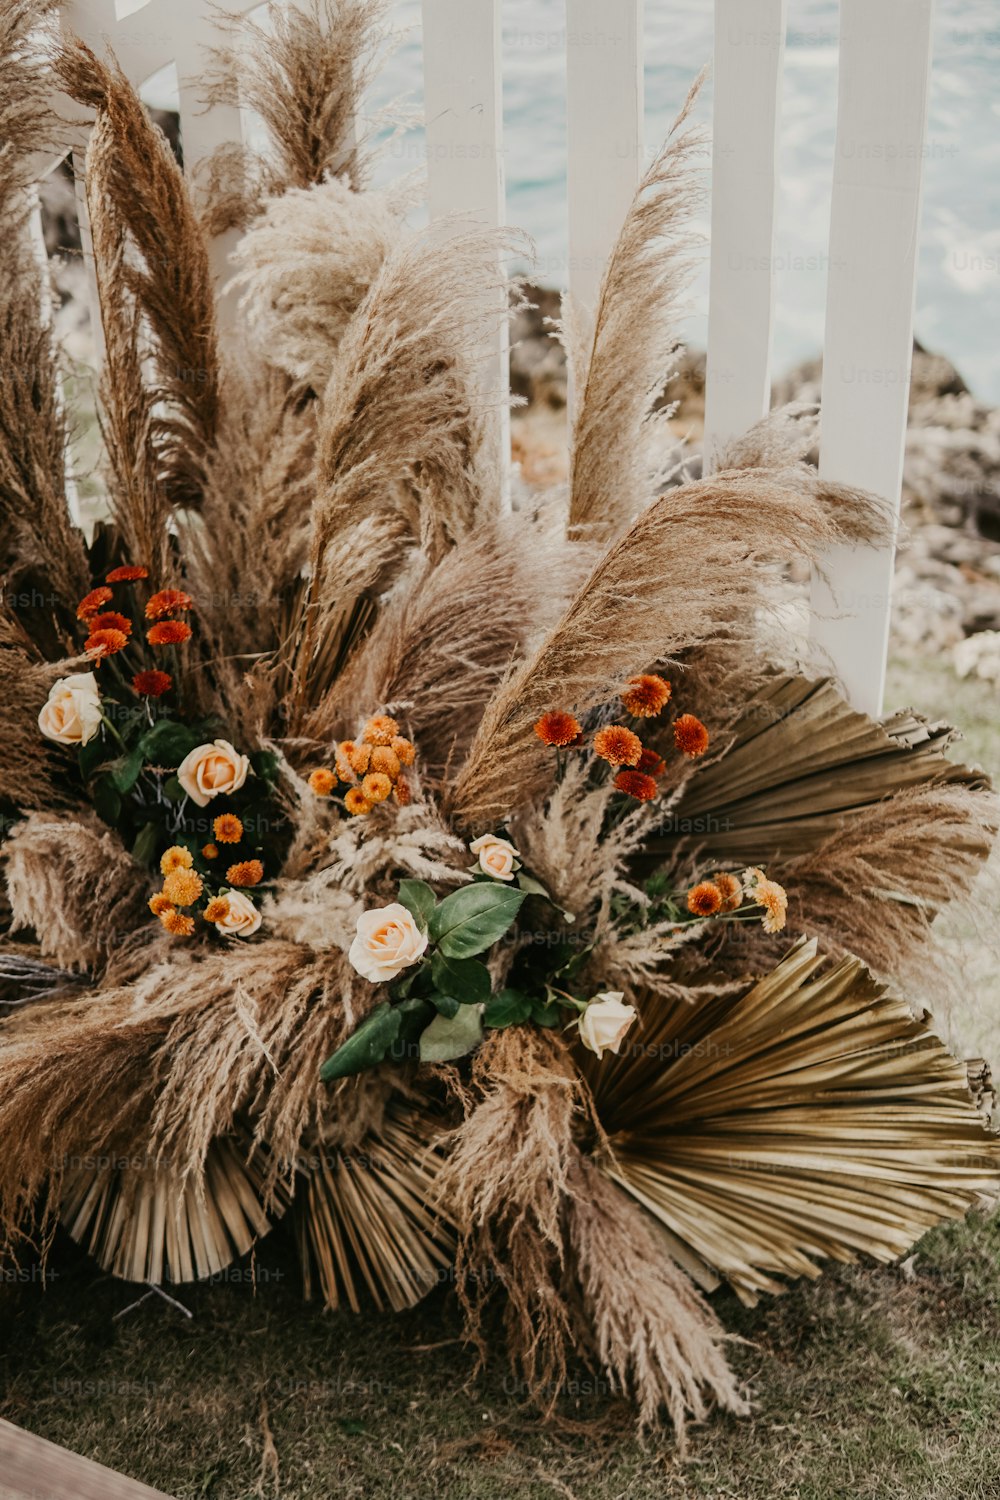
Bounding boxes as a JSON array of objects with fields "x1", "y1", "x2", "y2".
[{"x1": 2, "y1": 649, "x2": 998, "y2": 1499}]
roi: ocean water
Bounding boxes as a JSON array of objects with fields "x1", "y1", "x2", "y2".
[{"x1": 362, "y1": 0, "x2": 1000, "y2": 401}]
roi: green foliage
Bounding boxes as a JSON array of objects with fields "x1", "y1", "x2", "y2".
[{"x1": 428, "y1": 884, "x2": 525, "y2": 958}]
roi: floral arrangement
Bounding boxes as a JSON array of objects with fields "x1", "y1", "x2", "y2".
[{"x1": 1, "y1": 0, "x2": 998, "y2": 1444}]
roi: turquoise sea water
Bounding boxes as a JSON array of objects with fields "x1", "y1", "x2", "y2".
[{"x1": 364, "y1": 0, "x2": 1000, "y2": 400}]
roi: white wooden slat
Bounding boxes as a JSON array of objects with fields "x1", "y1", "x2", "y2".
[
  {"x1": 703, "y1": 0, "x2": 788, "y2": 470},
  {"x1": 809, "y1": 0, "x2": 935, "y2": 717},
  {"x1": 565, "y1": 0, "x2": 644, "y2": 358},
  {"x1": 420, "y1": 0, "x2": 509, "y2": 498}
]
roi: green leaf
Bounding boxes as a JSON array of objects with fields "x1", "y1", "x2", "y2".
[
  {"x1": 250, "y1": 749, "x2": 278, "y2": 782},
  {"x1": 137, "y1": 719, "x2": 202, "y2": 768},
  {"x1": 92, "y1": 776, "x2": 121, "y2": 827},
  {"x1": 389, "y1": 959, "x2": 431, "y2": 1000},
  {"x1": 110, "y1": 745, "x2": 145, "y2": 793},
  {"x1": 517, "y1": 869, "x2": 575, "y2": 923},
  {"x1": 429, "y1": 991, "x2": 461, "y2": 1019},
  {"x1": 431, "y1": 951, "x2": 491, "y2": 1005},
  {"x1": 131, "y1": 822, "x2": 160, "y2": 868},
  {"x1": 397, "y1": 879, "x2": 436, "y2": 932},
  {"x1": 483, "y1": 988, "x2": 533, "y2": 1030},
  {"x1": 319, "y1": 1003, "x2": 400, "y2": 1082},
  {"x1": 428, "y1": 883, "x2": 525, "y2": 959},
  {"x1": 390, "y1": 997, "x2": 436, "y2": 1065},
  {"x1": 78, "y1": 734, "x2": 110, "y2": 781},
  {"x1": 530, "y1": 999, "x2": 562, "y2": 1028},
  {"x1": 418, "y1": 1005, "x2": 483, "y2": 1063},
  {"x1": 162, "y1": 775, "x2": 185, "y2": 802}
]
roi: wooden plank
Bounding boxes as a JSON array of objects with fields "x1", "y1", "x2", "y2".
[
  {"x1": 565, "y1": 0, "x2": 644, "y2": 353},
  {"x1": 703, "y1": 0, "x2": 788, "y2": 469},
  {"x1": 0, "y1": 1418, "x2": 174, "y2": 1500},
  {"x1": 420, "y1": 0, "x2": 509, "y2": 499},
  {"x1": 809, "y1": 0, "x2": 934, "y2": 716}
]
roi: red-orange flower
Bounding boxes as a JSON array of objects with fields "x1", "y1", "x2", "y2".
[
  {"x1": 613, "y1": 769, "x2": 659, "y2": 802},
  {"x1": 106, "y1": 565, "x2": 149, "y2": 583},
  {"x1": 621, "y1": 674, "x2": 672, "y2": 718},
  {"x1": 687, "y1": 881, "x2": 722, "y2": 916},
  {"x1": 714, "y1": 873, "x2": 743, "y2": 912},
  {"x1": 147, "y1": 620, "x2": 192, "y2": 646},
  {"x1": 636, "y1": 746, "x2": 666, "y2": 777},
  {"x1": 84, "y1": 627, "x2": 129, "y2": 658},
  {"x1": 673, "y1": 714, "x2": 710, "y2": 759},
  {"x1": 393, "y1": 774, "x2": 412, "y2": 806},
  {"x1": 88, "y1": 611, "x2": 132, "y2": 637},
  {"x1": 133, "y1": 669, "x2": 173, "y2": 698},
  {"x1": 534, "y1": 711, "x2": 583, "y2": 748},
  {"x1": 145, "y1": 588, "x2": 193, "y2": 620},
  {"x1": 76, "y1": 586, "x2": 113, "y2": 619},
  {"x1": 593, "y1": 724, "x2": 643, "y2": 767},
  {"x1": 202, "y1": 843, "x2": 219, "y2": 860},
  {"x1": 226, "y1": 859, "x2": 264, "y2": 887}
]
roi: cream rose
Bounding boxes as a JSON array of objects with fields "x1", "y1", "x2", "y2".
[
  {"x1": 579, "y1": 992, "x2": 637, "y2": 1060},
  {"x1": 469, "y1": 833, "x2": 519, "y2": 882},
  {"x1": 38, "y1": 672, "x2": 103, "y2": 746},
  {"x1": 176, "y1": 739, "x2": 250, "y2": 807},
  {"x1": 216, "y1": 889, "x2": 262, "y2": 938},
  {"x1": 349, "y1": 902, "x2": 428, "y2": 983}
]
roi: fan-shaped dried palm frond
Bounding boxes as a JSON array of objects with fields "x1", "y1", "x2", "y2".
[
  {"x1": 566, "y1": 72, "x2": 706, "y2": 543},
  {"x1": 451, "y1": 469, "x2": 890, "y2": 831},
  {"x1": 61, "y1": 1135, "x2": 285, "y2": 1284},
  {"x1": 584, "y1": 939, "x2": 1000, "y2": 1305},
  {"x1": 55, "y1": 36, "x2": 220, "y2": 515},
  {"x1": 296, "y1": 1095, "x2": 456, "y2": 1313}
]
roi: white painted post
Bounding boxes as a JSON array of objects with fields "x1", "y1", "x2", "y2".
[
  {"x1": 809, "y1": 0, "x2": 935, "y2": 717},
  {"x1": 565, "y1": 0, "x2": 644, "y2": 356},
  {"x1": 703, "y1": 0, "x2": 788, "y2": 470},
  {"x1": 420, "y1": 0, "x2": 509, "y2": 499}
]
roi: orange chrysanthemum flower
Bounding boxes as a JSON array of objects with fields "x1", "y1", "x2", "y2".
[
  {"x1": 673, "y1": 714, "x2": 710, "y2": 759},
  {"x1": 160, "y1": 908, "x2": 195, "y2": 937},
  {"x1": 147, "y1": 620, "x2": 192, "y2": 646},
  {"x1": 84, "y1": 627, "x2": 129, "y2": 658},
  {"x1": 362, "y1": 714, "x2": 399, "y2": 747},
  {"x1": 369, "y1": 746, "x2": 400, "y2": 780},
  {"x1": 636, "y1": 746, "x2": 666, "y2": 777},
  {"x1": 335, "y1": 741, "x2": 358, "y2": 782},
  {"x1": 714, "y1": 873, "x2": 743, "y2": 913},
  {"x1": 162, "y1": 867, "x2": 203, "y2": 906},
  {"x1": 226, "y1": 859, "x2": 264, "y2": 888},
  {"x1": 88, "y1": 611, "x2": 132, "y2": 637},
  {"x1": 160, "y1": 845, "x2": 193, "y2": 876},
  {"x1": 204, "y1": 897, "x2": 231, "y2": 923},
  {"x1": 362, "y1": 771, "x2": 393, "y2": 805},
  {"x1": 393, "y1": 774, "x2": 412, "y2": 807},
  {"x1": 106, "y1": 565, "x2": 149, "y2": 583},
  {"x1": 621, "y1": 674, "x2": 672, "y2": 718},
  {"x1": 148, "y1": 893, "x2": 174, "y2": 917},
  {"x1": 593, "y1": 724, "x2": 643, "y2": 767},
  {"x1": 145, "y1": 588, "x2": 193, "y2": 620},
  {"x1": 534, "y1": 711, "x2": 583, "y2": 748},
  {"x1": 213, "y1": 814, "x2": 243, "y2": 844},
  {"x1": 202, "y1": 843, "x2": 219, "y2": 860},
  {"x1": 344, "y1": 787, "x2": 372, "y2": 816},
  {"x1": 687, "y1": 881, "x2": 722, "y2": 917},
  {"x1": 349, "y1": 743, "x2": 371, "y2": 775},
  {"x1": 309, "y1": 768, "x2": 337, "y2": 797},
  {"x1": 76, "y1": 586, "x2": 113, "y2": 619},
  {"x1": 614, "y1": 769, "x2": 659, "y2": 802},
  {"x1": 391, "y1": 736, "x2": 416, "y2": 767},
  {"x1": 133, "y1": 669, "x2": 173, "y2": 698}
]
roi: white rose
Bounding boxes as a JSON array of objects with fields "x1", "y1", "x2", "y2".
[
  {"x1": 349, "y1": 902, "x2": 428, "y2": 983},
  {"x1": 176, "y1": 739, "x2": 250, "y2": 807},
  {"x1": 469, "y1": 833, "x2": 519, "y2": 882},
  {"x1": 579, "y1": 992, "x2": 637, "y2": 1060},
  {"x1": 38, "y1": 672, "x2": 103, "y2": 746},
  {"x1": 216, "y1": 889, "x2": 262, "y2": 938}
]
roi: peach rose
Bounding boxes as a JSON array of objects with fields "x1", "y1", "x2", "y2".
[
  {"x1": 38, "y1": 672, "x2": 103, "y2": 746},
  {"x1": 349, "y1": 902, "x2": 428, "y2": 983},
  {"x1": 579, "y1": 992, "x2": 637, "y2": 1060},
  {"x1": 215, "y1": 889, "x2": 262, "y2": 938},
  {"x1": 176, "y1": 739, "x2": 250, "y2": 807},
  {"x1": 469, "y1": 833, "x2": 519, "y2": 882}
]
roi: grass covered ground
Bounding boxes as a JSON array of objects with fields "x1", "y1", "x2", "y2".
[{"x1": 2, "y1": 652, "x2": 998, "y2": 1499}]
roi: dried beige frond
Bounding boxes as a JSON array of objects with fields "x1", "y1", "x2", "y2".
[
  {"x1": 566, "y1": 73, "x2": 706, "y2": 542},
  {"x1": 586, "y1": 939, "x2": 1000, "y2": 1306},
  {"x1": 0, "y1": 621, "x2": 87, "y2": 809},
  {"x1": 56, "y1": 36, "x2": 220, "y2": 514},
  {"x1": 451, "y1": 467, "x2": 890, "y2": 830}
]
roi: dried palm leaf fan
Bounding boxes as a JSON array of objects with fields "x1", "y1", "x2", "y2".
[{"x1": 0, "y1": 0, "x2": 998, "y2": 1445}]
